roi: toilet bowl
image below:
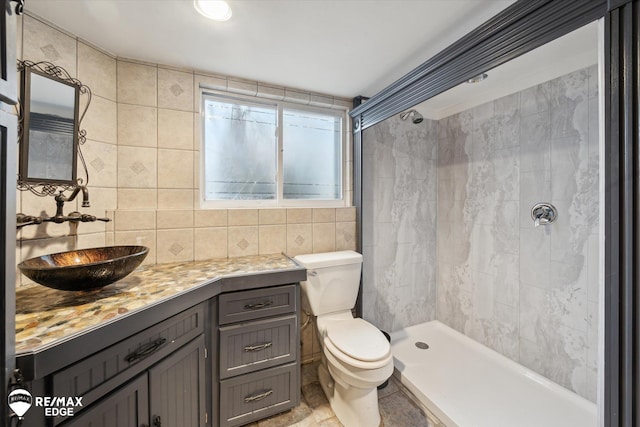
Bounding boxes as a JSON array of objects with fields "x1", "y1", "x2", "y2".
[
  {"x1": 294, "y1": 251, "x2": 393, "y2": 427},
  {"x1": 318, "y1": 314, "x2": 394, "y2": 427}
]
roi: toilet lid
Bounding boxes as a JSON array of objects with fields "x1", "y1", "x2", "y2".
[{"x1": 325, "y1": 318, "x2": 390, "y2": 362}]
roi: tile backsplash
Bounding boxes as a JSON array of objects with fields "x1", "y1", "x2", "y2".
[{"x1": 108, "y1": 207, "x2": 356, "y2": 265}]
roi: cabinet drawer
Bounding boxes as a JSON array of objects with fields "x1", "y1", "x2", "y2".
[
  {"x1": 219, "y1": 315, "x2": 297, "y2": 379},
  {"x1": 52, "y1": 303, "x2": 205, "y2": 423},
  {"x1": 219, "y1": 285, "x2": 297, "y2": 325},
  {"x1": 219, "y1": 363, "x2": 299, "y2": 427}
]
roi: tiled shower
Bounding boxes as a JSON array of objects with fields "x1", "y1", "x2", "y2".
[{"x1": 362, "y1": 64, "x2": 599, "y2": 402}]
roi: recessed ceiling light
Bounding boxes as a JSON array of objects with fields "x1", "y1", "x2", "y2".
[
  {"x1": 194, "y1": 0, "x2": 232, "y2": 21},
  {"x1": 467, "y1": 73, "x2": 488, "y2": 84}
]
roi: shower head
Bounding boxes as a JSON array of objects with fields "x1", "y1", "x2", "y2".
[{"x1": 399, "y1": 109, "x2": 424, "y2": 124}]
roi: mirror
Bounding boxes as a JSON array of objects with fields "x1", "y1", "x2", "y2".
[{"x1": 17, "y1": 60, "x2": 90, "y2": 193}]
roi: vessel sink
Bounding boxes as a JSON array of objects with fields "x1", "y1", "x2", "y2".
[{"x1": 18, "y1": 245, "x2": 149, "y2": 291}]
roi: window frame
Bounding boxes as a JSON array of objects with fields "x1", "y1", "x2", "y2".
[{"x1": 199, "y1": 89, "x2": 348, "y2": 209}]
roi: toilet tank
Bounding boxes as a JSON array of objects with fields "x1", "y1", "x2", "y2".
[{"x1": 294, "y1": 251, "x2": 363, "y2": 316}]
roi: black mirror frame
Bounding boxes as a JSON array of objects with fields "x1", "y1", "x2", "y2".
[{"x1": 16, "y1": 60, "x2": 91, "y2": 196}]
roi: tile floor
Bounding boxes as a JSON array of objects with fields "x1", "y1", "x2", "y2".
[{"x1": 245, "y1": 362, "x2": 433, "y2": 427}]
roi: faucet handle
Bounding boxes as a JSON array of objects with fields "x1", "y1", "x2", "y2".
[
  {"x1": 16, "y1": 213, "x2": 43, "y2": 228},
  {"x1": 531, "y1": 203, "x2": 557, "y2": 228}
]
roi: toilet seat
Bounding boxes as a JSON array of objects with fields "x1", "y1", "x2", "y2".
[{"x1": 324, "y1": 318, "x2": 391, "y2": 369}]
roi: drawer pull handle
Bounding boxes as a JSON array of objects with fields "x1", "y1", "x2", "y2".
[
  {"x1": 244, "y1": 342, "x2": 273, "y2": 352},
  {"x1": 125, "y1": 338, "x2": 167, "y2": 363},
  {"x1": 244, "y1": 389, "x2": 273, "y2": 403},
  {"x1": 243, "y1": 300, "x2": 274, "y2": 310}
]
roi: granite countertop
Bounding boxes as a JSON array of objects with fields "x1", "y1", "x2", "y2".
[{"x1": 15, "y1": 253, "x2": 302, "y2": 355}]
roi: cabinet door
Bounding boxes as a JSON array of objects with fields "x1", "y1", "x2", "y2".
[
  {"x1": 63, "y1": 374, "x2": 149, "y2": 427},
  {"x1": 149, "y1": 335, "x2": 207, "y2": 427}
]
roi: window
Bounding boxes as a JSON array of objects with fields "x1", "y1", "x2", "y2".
[{"x1": 201, "y1": 92, "x2": 346, "y2": 207}]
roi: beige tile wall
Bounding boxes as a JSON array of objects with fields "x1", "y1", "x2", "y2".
[
  {"x1": 16, "y1": 15, "x2": 117, "y2": 282},
  {"x1": 16, "y1": 12, "x2": 356, "y2": 364},
  {"x1": 108, "y1": 207, "x2": 356, "y2": 265}
]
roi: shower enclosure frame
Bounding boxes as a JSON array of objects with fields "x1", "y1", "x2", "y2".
[{"x1": 349, "y1": 0, "x2": 640, "y2": 426}]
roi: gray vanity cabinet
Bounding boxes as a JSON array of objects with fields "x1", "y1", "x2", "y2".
[
  {"x1": 63, "y1": 335, "x2": 206, "y2": 427},
  {"x1": 148, "y1": 335, "x2": 207, "y2": 427},
  {"x1": 217, "y1": 285, "x2": 300, "y2": 427},
  {"x1": 62, "y1": 374, "x2": 149, "y2": 427},
  {"x1": 16, "y1": 265, "x2": 306, "y2": 427},
  {"x1": 22, "y1": 303, "x2": 209, "y2": 427}
]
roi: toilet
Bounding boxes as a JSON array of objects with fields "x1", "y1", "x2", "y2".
[{"x1": 294, "y1": 251, "x2": 393, "y2": 427}]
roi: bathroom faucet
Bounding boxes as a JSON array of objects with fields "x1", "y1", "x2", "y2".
[
  {"x1": 16, "y1": 185, "x2": 110, "y2": 228},
  {"x1": 52, "y1": 186, "x2": 90, "y2": 223}
]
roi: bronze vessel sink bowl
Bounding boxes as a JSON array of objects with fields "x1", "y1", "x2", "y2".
[{"x1": 18, "y1": 245, "x2": 149, "y2": 291}]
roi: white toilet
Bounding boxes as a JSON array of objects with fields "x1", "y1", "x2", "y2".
[{"x1": 294, "y1": 251, "x2": 393, "y2": 427}]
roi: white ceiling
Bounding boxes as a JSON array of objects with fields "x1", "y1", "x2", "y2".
[
  {"x1": 414, "y1": 20, "x2": 600, "y2": 120},
  {"x1": 24, "y1": 0, "x2": 515, "y2": 99}
]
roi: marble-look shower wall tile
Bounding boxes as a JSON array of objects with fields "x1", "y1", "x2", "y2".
[
  {"x1": 549, "y1": 68, "x2": 589, "y2": 140},
  {"x1": 550, "y1": 138, "x2": 587, "y2": 201},
  {"x1": 494, "y1": 147, "x2": 520, "y2": 202},
  {"x1": 362, "y1": 115, "x2": 438, "y2": 332},
  {"x1": 494, "y1": 201, "x2": 519, "y2": 254},
  {"x1": 587, "y1": 234, "x2": 599, "y2": 303},
  {"x1": 586, "y1": 300, "x2": 599, "y2": 402},
  {"x1": 520, "y1": 81, "x2": 551, "y2": 116},
  {"x1": 494, "y1": 92, "x2": 520, "y2": 149},
  {"x1": 433, "y1": 65, "x2": 599, "y2": 401},
  {"x1": 520, "y1": 111, "x2": 551, "y2": 175},
  {"x1": 519, "y1": 228, "x2": 550, "y2": 287},
  {"x1": 520, "y1": 311, "x2": 588, "y2": 397},
  {"x1": 493, "y1": 251, "x2": 519, "y2": 307},
  {"x1": 587, "y1": 96, "x2": 600, "y2": 236}
]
